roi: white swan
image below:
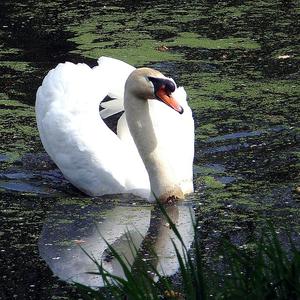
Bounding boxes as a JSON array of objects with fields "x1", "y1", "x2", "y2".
[{"x1": 35, "y1": 57, "x2": 194, "y2": 202}]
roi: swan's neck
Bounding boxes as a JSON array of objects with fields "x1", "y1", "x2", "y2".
[{"x1": 124, "y1": 94, "x2": 184, "y2": 202}]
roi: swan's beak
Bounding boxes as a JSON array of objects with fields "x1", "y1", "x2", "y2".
[
  {"x1": 156, "y1": 87, "x2": 184, "y2": 114},
  {"x1": 148, "y1": 76, "x2": 184, "y2": 114}
]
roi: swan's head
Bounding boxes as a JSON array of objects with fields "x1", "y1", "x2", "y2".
[{"x1": 125, "y1": 68, "x2": 184, "y2": 114}]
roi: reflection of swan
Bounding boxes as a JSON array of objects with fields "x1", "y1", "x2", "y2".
[
  {"x1": 38, "y1": 201, "x2": 194, "y2": 287},
  {"x1": 36, "y1": 57, "x2": 194, "y2": 201}
]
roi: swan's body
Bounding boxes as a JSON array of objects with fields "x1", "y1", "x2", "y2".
[{"x1": 36, "y1": 57, "x2": 194, "y2": 201}]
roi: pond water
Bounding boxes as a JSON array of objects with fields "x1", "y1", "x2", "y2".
[{"x1": 0, "y1": 0, "x2": 299, "y2": 298}]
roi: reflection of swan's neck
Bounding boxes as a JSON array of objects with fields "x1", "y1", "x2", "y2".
[
  {"x1": 124, "y1": 93, "x2": 183, "y2": 201},
  {"x1": 131, "y1": 203, "x2": 194, "y2": 278}
]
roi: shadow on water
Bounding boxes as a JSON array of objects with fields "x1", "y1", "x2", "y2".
[{"x1": 0, "y1": 0, "x2": 299, "y2": 298}]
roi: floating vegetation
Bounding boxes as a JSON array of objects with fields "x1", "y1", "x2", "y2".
[{"x1": 166, "y1": 32, "x2": 260, "y2": 50}]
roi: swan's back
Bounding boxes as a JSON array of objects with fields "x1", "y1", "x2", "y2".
[{"x1": 36, "y1": 58, "x2": 150, "y2": 197}]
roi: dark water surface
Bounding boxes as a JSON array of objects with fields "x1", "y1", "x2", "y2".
[{"x1": 0, "y1": 0, "x2": 299, "y2": 299}]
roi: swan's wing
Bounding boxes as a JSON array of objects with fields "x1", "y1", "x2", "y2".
[
  {"x1": 96, "y1": 57, "x2": 135, "y2": 118},
  {"x1": 95, "y1": 57, "x2": 150, "y2": 193},
  {"x1": 36, "y1": 59, "x2": 149, "y2": 197},
  {"x1": 96, "y1": 57, "x2": 145, "y2": 174}
]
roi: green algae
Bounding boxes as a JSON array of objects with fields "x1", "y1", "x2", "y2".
[
  {"x1": 0, "y1": 0, "x2": 298, "y2": 217},
  {"x1": 0, "y1": 97, "x2": 38, "y2": 165},
  {"x1": 166, "y1": 32, "x2": 260, "y2": 50},
  {"x1": 0, "y1": 61, "x2": 33, "y2": 72},
  {"x1": 0, "y1": 98, "x2": 28, "y2": 107},
  {"x1": 202, "y1": 176, "x2": 225, "y2": 189},
  {"x1": 71, "y1": 39, "x2": 182, "y2": 66},
  {"x1": 67, "y1": 9, "x2": 183, "y2": 65},
  {"x1": 195, "y1": 124, "x2": 219, "y2": 140},
  {"x1": 58, "y1": 197, "x2": 94, "y2": 206},
  {"x1": 0, "y1": 47, "x2": 21, "y2": 57}
]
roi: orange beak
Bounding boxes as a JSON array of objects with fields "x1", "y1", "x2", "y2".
[{"x1": 156, "y1": 87, "x2": 184, "y2": 114}]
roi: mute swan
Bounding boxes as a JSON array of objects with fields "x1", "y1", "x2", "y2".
[{"x1": 36, "y1": 57, "x2": 194, "y2": 202}]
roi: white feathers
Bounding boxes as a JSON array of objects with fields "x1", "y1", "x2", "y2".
[{"x1": 35, "y1": 57, "x2": 194, "y2": 200}]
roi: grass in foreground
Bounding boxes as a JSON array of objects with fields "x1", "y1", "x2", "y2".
[{"x1": 75, "y1": 204, "x2": 300, "y2": 300}]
